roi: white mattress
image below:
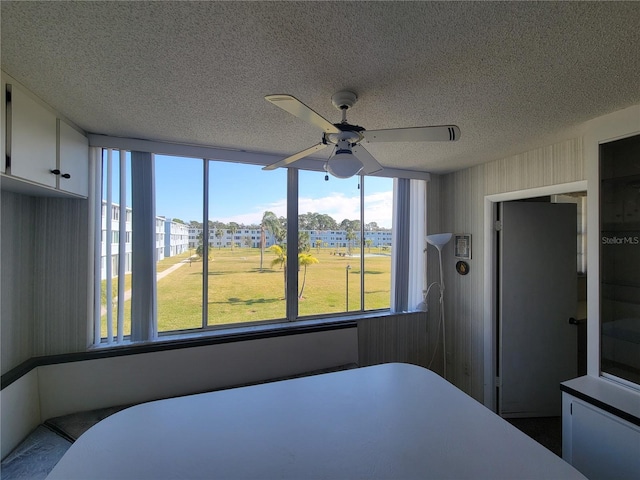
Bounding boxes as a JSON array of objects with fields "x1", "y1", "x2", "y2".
[{"x1": 47, "y1": 363, "x2": 585, "y2": 479}]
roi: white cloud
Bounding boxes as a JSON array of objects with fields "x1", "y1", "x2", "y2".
[{"x1": 216, "y1": 190, "x2": 393, "y2": 228}]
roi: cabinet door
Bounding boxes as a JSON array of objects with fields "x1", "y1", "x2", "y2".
[
  {"x1": 571, "y1": 399, "x2": 640, "y2": 479},
  {"x1": 9, "y1": 85, "x2": 57, "y2": 187},
  {"x1": 58, "y1": 120, "x2": 89, "y2": 197},
  {"x1": 1, "y1": 77, "x2": 6, "y2": 174}
]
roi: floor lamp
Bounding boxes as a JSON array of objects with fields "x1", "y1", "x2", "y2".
[{"x1": 425, "y1": 233, "x2": 452, "y2": 380}]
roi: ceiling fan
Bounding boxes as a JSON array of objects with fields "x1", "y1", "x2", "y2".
[{"x1": 263, "y1": 91, "x2": 461, "y2": 178}]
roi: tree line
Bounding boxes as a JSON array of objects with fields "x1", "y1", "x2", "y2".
[{"x1": 181, "y1": 212, "x2": 387, "y2": 232}]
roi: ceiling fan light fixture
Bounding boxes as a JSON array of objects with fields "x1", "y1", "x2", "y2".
[
  {"x1": 325, "y1": 150, "x2": 363, "y2": 179},
  {"x1": 262, "y1": 92, "x2": 459, "y2": 173}
]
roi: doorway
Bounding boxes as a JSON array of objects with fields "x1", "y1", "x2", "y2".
[
  {"x1": 497, "y1": 197, "x2": 585, "y2": 417},
  {"x1": 482, "y1": 181, "x2": 588, "y2": 414}
]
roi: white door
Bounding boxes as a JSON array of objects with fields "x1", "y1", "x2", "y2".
[{"x1": 499, "y1": 201, "x2": 577, "y2": 417}]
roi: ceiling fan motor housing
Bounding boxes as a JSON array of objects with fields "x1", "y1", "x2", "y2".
[
  {"x1": 331, "y1": 91, "x2": 358, "y2": 110},
  {"x1": 325, "y1": 128, "x2": 364, "y2": 146}
]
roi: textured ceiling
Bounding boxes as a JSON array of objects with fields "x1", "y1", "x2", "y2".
[{"x1": 2, "y1": 1, "x2": 639, "y2": 174}]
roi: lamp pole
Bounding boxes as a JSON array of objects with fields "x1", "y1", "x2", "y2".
[{"x1": 345, "y1": 264, "x2": 352, "y2": 311}]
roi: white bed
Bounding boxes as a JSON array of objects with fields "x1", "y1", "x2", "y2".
[{"x1": 47, "y1": 363, "x2": 585, "y2": 479}]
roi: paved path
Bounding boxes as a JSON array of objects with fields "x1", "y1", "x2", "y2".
[{"x1": 101, "y1": 256, "x2": 196, "y2": 316}]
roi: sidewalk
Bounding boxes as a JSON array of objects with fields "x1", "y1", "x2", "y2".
[{"x1": 101, "y1": 256, "x2": 196, "y2": 316}]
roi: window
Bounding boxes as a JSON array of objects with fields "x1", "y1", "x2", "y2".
[
  {"x1": 96, "y1": 148, "x2": 422, "y2": 346},
  {"x1": 155, "y1": 155, "x2": 203, "y2": 332},
  {"x1": 206, "y1": 161, "x2": 287, "y2": 327},
  {"x1": 363, "y1": 177, "x2": 394, "y2": 310},
  {"x1": 297, "y1": 171, "x2": 392, "y2": 316},
  {"x1": 98, "y1": 149, "x2": 132, "y2": 342},
  {"x1": 599, "y1": 134, "x2": 640, "y2": 387}
]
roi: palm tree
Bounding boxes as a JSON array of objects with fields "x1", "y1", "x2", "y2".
[
  {"x1": 214, "y1": 229, "x2": 223, "y2": 249},
  {"x1": 345, "y1": 229, "x2": 357, "y2": 255},
  {"x1": 298, "y1": 231, "x2": 310, "y2": 253},
  {"x1": 195, "y1": 232, "x2": 212, "y2": 261},
  {"x1": 315, "y1": 238, "x2": 322, "y2": 252},
  {"x1": 365, "y1": 238, "x2": 373, "y2": 253},
  {"x1": 260, "y1": 211, "x2": 280, "y2": 271},
  {"x1": 275, "y1": 217, "x2": 287, "y2": 243},
  {"x1": 227, "y1": 222, "x2": 239, "y2": 251},
  {"x1": 195, "y1": 232, "x2": 204, "y2": 257},
  {"x1": 298, "y1": 253, "x2": 319, "y2": 299},
  {"x1": 269, "y1": 244, "x2": 287, "y2": 298}
]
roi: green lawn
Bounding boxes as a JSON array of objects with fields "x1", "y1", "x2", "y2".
[{"x1": 101, "y1": 247, "x2": 391, "y2": 337}]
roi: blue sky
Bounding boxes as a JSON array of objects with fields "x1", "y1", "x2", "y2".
[{"x1": 105, "y1": 153, "x2": 394, "y2": 228}]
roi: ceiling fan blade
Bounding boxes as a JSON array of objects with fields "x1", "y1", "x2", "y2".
[
  {"x1": 265, "y1": 94, "x2": 340, "y2": 134},
  {"x1": 352, "y1": 144, "x2": 383, "y2": 175},
  {"x1": 363, "y1": 125, "x2": 461, "y2": 143},
  {"x1": 263, "y1": 143, "x2": 328, "y2": 171}
]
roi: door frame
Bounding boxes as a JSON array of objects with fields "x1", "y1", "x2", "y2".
[{"x1": 482, "y1": 180, "x2": 588, "y2": 412}]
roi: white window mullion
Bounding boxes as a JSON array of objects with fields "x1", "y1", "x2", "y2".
[
  {"x1": 117, "y1": 150, "x2": 127, "y2": 342},
  {"x1": 408, "y1": 179, "x2": 427, "y2": 310},
  {"x1": 286, "y1": 168, "x2": 298, "y2": 321},
  {"x1": 391, "y1": 178, "x2": 410, "y2": 312},
  {"x1": 202, "y1": 159, "x2": 209, "y2": 328},
  {"x1": 130, "y1": 151, "x2": 157, "y2": 342},
  {"x1": 360, "y1": 175, "x2": 365, "y2": 311},
  {"x1": 92, "y1": 147, "x2": 103, "y2": 345},
  {"x1": 105, "y1": 149, "x2": 114, "y2": 343}
]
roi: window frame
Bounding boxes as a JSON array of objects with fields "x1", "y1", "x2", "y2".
[
  {"x1": 92, "y1": 141, "x2": 429, "y2": 347},
  {"x1": 598, "y1": 134, "x2": 640, "y2": 390}
]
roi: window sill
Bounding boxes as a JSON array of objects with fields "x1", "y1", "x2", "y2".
[
  {"x1": 92, "y1": 310, "x2": 389, "y2": 351},
  {"x1": 561, "y1": 375, "x2": 640, "y2": 427},
  {"x1": 2, "y1": 311, "x2": 391, "y2": 390}
]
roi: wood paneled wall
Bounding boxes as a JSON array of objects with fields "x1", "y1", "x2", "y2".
[
  {"x1": 429, "y1": 137, "x2": 585, "y2": 402},
  {"x1": 358, "y1": 312, "x2": 428, "y2": 367},
  {"x1": 32, "y1": 196, "x2": 89, "y2": 356},
  {"x1": 1, "y1": 191, "x2": 89, "y2": 374},
  {"x1": 1, "y1": 191, "x2": 37, "y2": 371}
]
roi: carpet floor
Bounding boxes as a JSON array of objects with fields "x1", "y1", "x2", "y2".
[{"x1": 506, "y1": 416, "x2": 563, "y2": 457}]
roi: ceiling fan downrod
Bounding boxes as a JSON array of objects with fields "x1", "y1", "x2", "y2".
[{"x1": 331, "y1": 91, "x2": 358, "y2": 124}]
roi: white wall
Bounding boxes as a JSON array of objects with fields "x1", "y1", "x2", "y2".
[
  {"x1": 430, "y1": 104, "x2": 640, "y2": 408},
  {"x1": 428, "y1": 137, "x2": 585, "y2": 404},
  {"x1": 1, "y1": 192, "x2": 89, "y2": 375},
  {"x1": 1, "y1": 328, "x2": 357, "y2": 459},
  {"x1": 0, "y1": 369, "x2": 41, "y2": 459},
  {"x1": 38, "y1": 328, "x2": 358, "y2": 419}
]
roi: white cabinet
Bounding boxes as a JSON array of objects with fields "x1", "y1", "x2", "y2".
[
  {"x1": 562, "y1": 383, "x2": 640, "y2": 480},
  {"x1": 58, "y1": 119, "x2": 89, "y2": 196},
  {"x1": 8, "y1": 83, "x2": 58, "y2": 188},
  {"x1": 2, "y1": 74, "x2": 88, "y2": 197},
  {"x1": 1, "y1": 75, "x2": 6, "y2": 175}
]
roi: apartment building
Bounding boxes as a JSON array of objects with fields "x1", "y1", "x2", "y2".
[
  {"x1": 100, "y1": 202, "x2": 190, "y2": 279},
  {"x1": 187, "y1": 227, "x2": 393, "y2": 250}
]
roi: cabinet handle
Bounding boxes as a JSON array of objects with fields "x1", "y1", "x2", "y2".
[
  {"x1": 61, "y1": 173, "x2": 71, "y2": 179},
  {"x1": 51, "y1": 169, "x2": 61, "y2": 175}
]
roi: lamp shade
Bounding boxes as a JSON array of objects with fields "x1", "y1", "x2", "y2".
[
  {"x1": 326, "y1": 152, "x2": 363, "y2": 179},
  {"x1": 425, "y1": 233, "x2": 453, "y2": 250}
]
